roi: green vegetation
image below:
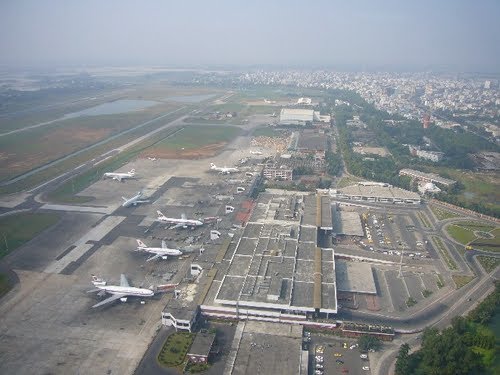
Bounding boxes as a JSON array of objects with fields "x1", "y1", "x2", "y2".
[
  {"x1": 417, "y1": 212, "x2": 431, "y2": 228},
  {"x1": 430, "y1": 205, "x2": 461, "y2": 220},
  {"x1": 437, "y1": 274, "x2": 445, "y2": 288},
  {"x1": 446, "y1": 221, "x2": 499, "y2": 252},
  {"x1": 406, "y1": 297, "x2": 417, "y2": 308},
  {"x1": 432, "y1": 236, "x2": 458, "y2": 270},
  {"x1": 447, "y1": 224, "x2": 478, "y2": 245},
  {"x1": 336, "y1": 175, "x2": 364, "y2": 188},
  {"x1": 357, "y1": 334, "x2": 382, "y2": 352},
  {"x1": 150, "y1": 125, "x2": 241, "y2": 152},
  {"x1": 158, "y1": 332, "x2": 194, "y2": 368},
  {"x1": 422, "y1": 289, "x2": 433, "y2": 298},
  {"x1": 252, "y1": 126, "x2": 283, "y2": 137},
  {"x1": 185, "y1": 361, "x2": 210, "y2": 373},
  {"x1": 396, "y1": 283, "x2": 500, "y2": 375},
  {"x1": 477, "y1": 256, "x2": 500, "y2": 273},
  {"x1": 452, "y1": 275, "x2": 475, "y2": 289},
  {"x1": 0, "y1": 106, "x2": 190, "y2": 195},
  {"x1": 0, "y1": 273, "x2": 10, "y2": 298},
  {"x1": 0, "y1": 212, "x2": 60, "y2": 258}
]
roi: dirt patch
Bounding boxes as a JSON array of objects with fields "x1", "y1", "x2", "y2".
[
  {"x1": 141, "y1": 142, "x2": 227, "y2": 160},
  {"x1": 40, "y1": 127, "x2": 111, "y2": 144}
]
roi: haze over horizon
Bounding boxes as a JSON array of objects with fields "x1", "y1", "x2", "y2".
[{"x1": 1, "y1": 0, "x2": 499, "y2": 73}]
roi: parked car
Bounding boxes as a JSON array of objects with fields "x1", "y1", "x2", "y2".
[
  {"x1": 360, "y1": 354, "x2": 368, "y2": 359},
  {"x1": 362, "y1": 366, "x2": 370, "y2": 371},
  {"x1": 334, "y1": 353, "x2": 342, "y2": 357}
]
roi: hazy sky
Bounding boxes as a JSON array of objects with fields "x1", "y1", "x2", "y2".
[{"x1": 1, "y1": 0, "x2": 499, "y2": 71}]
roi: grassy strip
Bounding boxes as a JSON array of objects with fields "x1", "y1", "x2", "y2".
[
  {"x1": 476, "y1": 256, "x2": 500, "y2": 273},
  {"x1": 447, "y1": 224, "x2": 477, "y2": 245},
  {"x1": 0, "y1": 212, "x2": 61, "y2": 258},
  {"x1": 0, "y1": 273, "x2": 10, "y2": 297},
  {"x1": 429, "y1": 205, "x2": 461, "y2": 221},
  {"x1": 452, "y1": 274, "x2": 475, "y2": 289},
  {"x1": 436, "y1": 274, "x2": 445, "y2": 288},
  {"x1": 158, "y1": 332, "x2": 194, "y2": 368},
  {"x1": 454, "y1": 221, "x2": 496, "y2": 232},
  {"x1": 417, "y1": 212, "x2": 431, "y2": 228},
  {"x1": 432, "y1": 236, "x2": 458, "y2": 270}
]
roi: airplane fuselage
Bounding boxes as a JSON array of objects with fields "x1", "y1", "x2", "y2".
[
  {"x1": 137, "y1": 246, "x2": 183, "y2": 256},
  {"x1": 158, "y1": 217, "x2": 203, "y2": 227},
  {"x1": 96, "y1": 285, "x2": 154, "y2": 297}
]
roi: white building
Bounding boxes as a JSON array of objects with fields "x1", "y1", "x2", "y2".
[{"x1": 279, "y1": 108, "x2": 314, "y2": 125}]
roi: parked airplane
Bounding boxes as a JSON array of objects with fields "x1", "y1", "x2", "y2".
[
  {"x1": 87, "y1": 274, "x2": 154, "y2": 308},
  {"x1": 103, "y1": 169, "x2": 135, "y2": 182},
  {"x1": 122, "y1": 191, "x2": 149, "y2": 207},
  {"x1": 147, "y1": 157, "x2": 157, "y2": 161},
  {"x1": 210, "y1": 163, "x2": 239, "y2": 174},
  {"x1": 156, "y1": 210, "x2": 204, "y2": 229},
  {"x1": 250, "y1": 150, "x2": 262, "y2": 155},
  {"x1": 136, "y1": 239, "x2": 182, "y2": 261}
]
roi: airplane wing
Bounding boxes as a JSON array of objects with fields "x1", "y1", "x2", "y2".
[
  {"x1": 181, "y1": 213, "x2": 187, "y2": 220},
  {"x1": 146, "y1": 254, "x2": 162, "y2": 262},
  {"x1": 116, "y1": 176, "x2": 122, "y2": 182},
  {"x1": 92, "y1": 294, "x2": 124, "y2": 308},
  {"x1": 161, "y1": 240, "x2": 167, "y2": 249},
  {"x1": 171, "y1": 223, "x2": 183, "y2": 229},
  {"x1": 120, "y1": 274, "x2": 130, "y2": 287}
]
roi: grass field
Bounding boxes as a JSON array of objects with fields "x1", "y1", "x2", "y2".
[
  {"x1": 452, "y1": 274, "x2": 475, "y2": 289},
  {"x1": 146, "y1": 125, "x2": 241, "y2": 154},
  {"x1": 253, "y1": 126, "x2": 283, "y2": 137},
  {"x1": 0, "y1": 107, "x2": 190, "y2": 196},
  {"x1": 446, "y1": 221, "x2": 499, "y2": 252},
  {"x1": 0, "y1": 102, "x2": 181, "y2": 182},
  {"x1": 429, "y1": 205, "x2": 462, "y2": 221},
  {"x1": 157, "y1": 332, "x2": 194, "y2": 368},
  {"x1": 447, "y1": 224, "x2": 478, "y2": 245},
  {"x1": 417, "y1": 212, "x2": 431, "y2": 228},
  {"x1": 0, "y1": 212, "x2": 60, "y2": 258},
  {"x1": 476, "y1": 256, "x2": 500, "y2": 273}
]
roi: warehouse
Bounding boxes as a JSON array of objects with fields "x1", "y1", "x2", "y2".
[
  {"x1": 279, "y1": 108, "x2": 314, "y2": 125},
  {"x1": 329, "y1": 183, "x2": 421, "y2": 205}
]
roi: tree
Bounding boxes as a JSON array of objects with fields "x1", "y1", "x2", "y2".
[
  {"x1": 357, "y1": 334, "x2": 382, "y2": 352},
  {"x1": 395, "y1": 343, "x2": 410, "y2": 375}
]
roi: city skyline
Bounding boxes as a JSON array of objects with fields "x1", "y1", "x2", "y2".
[{"x1": 1, "y1": 0, "x2": 500, "y2": 72}]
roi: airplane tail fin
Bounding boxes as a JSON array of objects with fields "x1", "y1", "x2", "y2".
[
  {"x1": 122, "y1": 196, "x2": 128, "y2": 202},
  {"x1": 136, "y1": 239, "x2": 147, "y2": 248},
  {"x1": 210, "y1": 163, "x2": 216, "y2": 168},
  {"x1": 129, "y1": 169, "x2": 136, "y2": 175},
  {"x1": 156, "y1": 210, "x2": 166, "y2": 220}
]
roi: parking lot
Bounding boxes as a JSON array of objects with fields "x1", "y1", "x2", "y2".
[{"x1": 306, "y1": 332, "x2": 372, "y2": 375}]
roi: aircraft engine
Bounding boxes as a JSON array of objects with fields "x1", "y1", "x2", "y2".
[
  {"x1": 161, "y1": 256, "x2": 168, "y2": 260},
  {"x1": 120, "y1": 297, "x2": 128, "y2": 303}
]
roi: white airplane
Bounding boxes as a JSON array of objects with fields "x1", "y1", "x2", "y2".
[
  {"x1": 136, "y1": 239, "x2": 183, "y2": 261},
  {"x1": 87, "y1": 274, "x2": 154, "y2": 308},
  {"x1": 156, "y1": 210, "x2": 204, "y2": 229},
  {"x1": 122, "y1": 191, "x2": 149, "y2": 207},
  {"x1": 210, "y1": 163, "x2": 239, "y2": 174},
  {"x1": 147, "y1": 157, "x2": 157, "y2": 161},
  {"x1": 103, "y1": 169, "x2": 135, "y2": 182},
  {"x1": 250, "y1": 150, "x2": 262, "y2": 155}
]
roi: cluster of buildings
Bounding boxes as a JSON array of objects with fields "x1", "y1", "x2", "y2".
[
  {"x1": 408, "y1": 145, "x2": 444, "y2": 162},
  {"x1": 236, "y1": 71, "x2": 499, "y2": 122}
]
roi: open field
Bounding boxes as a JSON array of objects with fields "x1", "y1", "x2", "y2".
[
  {"x1": 0, "y1": 102, "x2": 181, "y2": 182},
  {"x1": 252, "y1": 126, "x2": 285, "y2": 137},
  {"x1": 336, "y1": 175, "x2": 364, "y2": 188},
  {"x1": 144, "y1": 125, "x2": 241, "y2": 159},
  {"x1": 0, "y1": 107, "x2": 190, "y2": 195},
  {"x1": 447, "y1": 224, "x2": 478, "y2": 245},
  {"x1": 0, "y1": 212, "x2": 61, "y2": 258}
]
